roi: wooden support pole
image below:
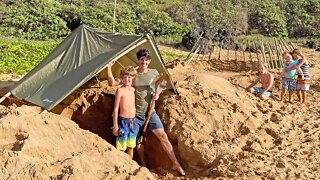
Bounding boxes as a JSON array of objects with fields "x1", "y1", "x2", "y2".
[{"x1": 0, "y1": 92, "x2": 11, "y2": 104}]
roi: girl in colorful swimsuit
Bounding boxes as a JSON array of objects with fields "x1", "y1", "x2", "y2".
[{"x1": 286, "y1": 49, "x2": 311, "y2": 103}]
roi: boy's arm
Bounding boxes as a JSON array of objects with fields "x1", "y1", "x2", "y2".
[
  {"x1": 246, "y1": 76, "x2": 260, "y2": 91},
  {"x1": 112, "y1": 88, "x2": 121, "y2": 136}
]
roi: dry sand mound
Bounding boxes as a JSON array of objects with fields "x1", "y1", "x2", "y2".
[
  {"x1": 1, "y1": 46, "x2": 319, "y2": 179},
  {"x1": 0, "y1": 105, "x2": 154, "y2": 179},
  {"x1": 156, "y1": 60, "x2": 320, "y2": 179}
]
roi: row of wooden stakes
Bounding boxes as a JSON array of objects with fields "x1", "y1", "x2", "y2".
[{"x1": 185, "y1": 36, "x2": 296, "y2": 70}]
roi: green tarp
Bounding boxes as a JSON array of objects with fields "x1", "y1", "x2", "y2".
[{"x1": 11, "y1": 25, "x2": 176, "y2": 110}]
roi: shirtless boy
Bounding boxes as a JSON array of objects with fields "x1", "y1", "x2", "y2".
[
  {"x1": 113, "y1": 66, "x2": 138, "y2": 159},
  {"x1": 246, "y1": 62, "x2": 274, "y2": 100}
]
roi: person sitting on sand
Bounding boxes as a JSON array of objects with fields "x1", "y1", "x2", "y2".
[
  {"x1": 107, "y1": 48, "x2": 185, "y2": 176},
  {"x1": 246, "y1": 62, "x2": 274, "y2": 100},
  {"x1": 280, "y1": 52, "x2": 304, "y2": 103},
  {"x1": 112, "y1": 66, "x2": 139, "y2": 159}
]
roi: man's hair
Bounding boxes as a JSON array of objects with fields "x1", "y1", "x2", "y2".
[
  {"x1": 136, "y1": 48, "x2": 151, "y2": 60},
  {"x1": 121, "y1": 66, "x2": 137, "y2": 78}
]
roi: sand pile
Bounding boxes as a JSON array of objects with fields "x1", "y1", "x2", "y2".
[
  {"x1": 0, "y1": 105, "x2": 154, "y2": 179},
  {"x1": 155, "y1": 59, "x2": 320, "y2": 179},
  {"x1": 0, "y1": 46, "x2": 319, "y2": 179}
]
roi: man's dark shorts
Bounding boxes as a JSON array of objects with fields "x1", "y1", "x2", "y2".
[{"x1": 135, "y1": 111, "x2": 164, "y2": 137}]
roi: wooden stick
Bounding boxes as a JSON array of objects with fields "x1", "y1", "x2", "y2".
[
  {"x1": 242, "y1": 45, "x2": 246, "y2": 62},
  {"x1": 201, "y1": 40, "x2": 211, "y2": 61},
  {"x1": 260, "y1": 41, "x2": 270, "y2": 69},
  {"x1": 185, "y1": 32, "x2": 204, "y2": 61},
  {"x1": 267, "y1": 42, "x2": 275, "y2": 69},
  {"x1": 208, "y1": 42, "x2": 214, "y2": 61},
  {"x1": 254, "y1": 43, "x2": 260, "y2": 62},
  {"x1": 227, "y1": 44, "x2": 230, "y2": 61},
  {"x1": 235, "y1": 47, "x2": 237, "y2": 61},
  {"x1": 247, "y1": 40, "x2": 253, "y2": 62},
  {"x1": 276, "y1": 39, "x2": 284, "y2": 67},
  {"x1": 280, "y1": 38, "x2": 290, "y2": 51},
  {"x1": 218, "y1": 41, "x2": 223, "y2": 61},
  {"x1": 289, "y1": 41, "x2": 296, "y2": 50},
  {"x1": 0, "y1": 92, "x2": 11, "y2": 104}
]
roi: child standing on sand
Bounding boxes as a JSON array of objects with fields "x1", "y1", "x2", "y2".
[
  {"x1": 112, "y1": 66, "x2": 138, "y2": 159},
  {"x1": 280, "y1": 52, "x2": 304, "y2": 102}
]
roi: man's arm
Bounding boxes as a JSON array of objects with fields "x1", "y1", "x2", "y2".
[
  {"x1": 107, "y1": 60, "x2": 121, "y2": 86},
  {"x1": 112, "y1": 88, "x2": 121, "y2": 136}
]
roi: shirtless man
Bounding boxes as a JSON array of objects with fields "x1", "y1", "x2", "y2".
[
  {"x1": 112, "y1": 66, "x2": 138, "y2": 159},
  {"x1": 246, "y1": 62, "x2": 274, "y2": 100}
]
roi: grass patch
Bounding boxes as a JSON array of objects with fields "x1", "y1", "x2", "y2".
[{"x1": 160, "y1": 50, "x2": 187, "y2": 64}]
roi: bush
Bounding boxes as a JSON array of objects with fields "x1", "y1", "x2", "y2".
[{"x1": 249, "y1": 1, "x2": 288, "y2": 37}]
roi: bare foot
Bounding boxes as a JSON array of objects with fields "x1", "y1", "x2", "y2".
[{"x1": 172, "y1": 164, "x2": 185, "y2": 176}]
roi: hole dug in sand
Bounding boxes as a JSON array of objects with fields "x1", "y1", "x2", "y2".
[{"x1": 51, "y1": 79, "x2": 174, "y2": 172}]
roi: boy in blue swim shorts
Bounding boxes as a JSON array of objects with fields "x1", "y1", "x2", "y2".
[
  {"x1": 112, "y1": 66, "x2": 138, "y2": 159},
  {"x1": 280, "y1": 52, "x2": 304, "y2": 102}
]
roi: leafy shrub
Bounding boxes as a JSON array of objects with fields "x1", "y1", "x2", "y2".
[{"x1": 0, "y1": 37, "x2": 59, "y2": 74}]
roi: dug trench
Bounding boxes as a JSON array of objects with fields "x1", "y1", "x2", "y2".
[{"x1": 50, "y1": 78, "x2": 175, "y2": 172}]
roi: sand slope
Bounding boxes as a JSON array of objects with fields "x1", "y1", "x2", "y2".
[{"x1": 0, "y1": 105, "x2": 154, "y2": 180}]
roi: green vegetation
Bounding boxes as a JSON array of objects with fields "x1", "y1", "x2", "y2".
[
  {"x1": 1, "y1": 0, "x2": 320, "y2": 42},
  {"x1": 0, "y1": 35, "x2": 184, "y2": 74},
  {"x1": 1, "y1": 0, "x2": 320, "y2": 75},
  {"x1": 0, "y1": 36, "x2": 59, "y2": 74}
]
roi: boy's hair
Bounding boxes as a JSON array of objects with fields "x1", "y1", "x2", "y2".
[
  {"x1": 259, "y1": 61, "x2": 268, "y2": 70},
  {"x1": 136, "y1": 48, "x2": 151, "y2": 60},
  {"x1": 282, "y1": 51, "x2": 292, "y2": 60},
  {"x1": 121, "y1": 66, "x2": 137, "y2": 78}
]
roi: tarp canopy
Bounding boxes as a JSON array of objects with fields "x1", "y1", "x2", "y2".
[{"x1": 11, "y1": 25, "x2": 176, "y2": 110}]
